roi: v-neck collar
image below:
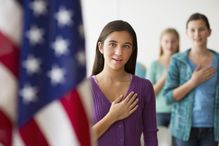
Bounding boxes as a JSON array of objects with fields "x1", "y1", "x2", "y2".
[{"x1": 91, "y1": 75, "x2": 134, "y2": 104}]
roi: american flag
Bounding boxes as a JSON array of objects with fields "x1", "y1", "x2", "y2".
[{"x1": 0, "y1": 0, "x2": 93, "y2": 146}]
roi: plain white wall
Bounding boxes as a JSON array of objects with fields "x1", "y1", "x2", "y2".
[{"x1": 81, "y1": 0, "x2": 219, "y2": 75}]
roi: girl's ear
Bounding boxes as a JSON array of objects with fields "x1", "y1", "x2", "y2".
[{"x1": 98, "y1": 42, "x2": 103, "y2": 54}]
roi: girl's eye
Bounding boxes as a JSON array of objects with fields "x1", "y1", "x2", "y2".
[
  {"x1": 199, "y1": 27, "x2": 206, "y2": 32},
  {"x1": 190, "y1": 29, "x2": 195, "y2": 32},
  {"x1": 123, "y1": 45, "x2": 131, "y2": 49},
  {"x1": 109, "y1": 43, "x2": 116, "y2": 47}
]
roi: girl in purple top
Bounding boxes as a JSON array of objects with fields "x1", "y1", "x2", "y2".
[{"x1": 89, "y1": 20, "x2": 158, "y2": 146}]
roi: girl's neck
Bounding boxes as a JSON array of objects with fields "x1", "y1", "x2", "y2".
[
  {"x1": 190, "y1": 46, "x2": 209, "y2": 57},
  {"x1": 189, "y1": 46, "x2": 211, "y2": 66},
  {"x1": 97, "y1": 68, "x2": 130, "y2": 82},
  {"x1": 159, "y1": 53, "x2": 172, "y2": 66}
]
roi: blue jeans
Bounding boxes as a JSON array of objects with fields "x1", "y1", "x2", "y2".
[
  {"x1": 173, "y1": 128, "x2": 218, "y2": 146},
  {"x1": 156, "y1": 113, "x2": 171, "y2": 127}
]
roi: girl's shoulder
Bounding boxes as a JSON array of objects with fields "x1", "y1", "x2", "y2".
[
  {"x1": 209, "y1": 49, "x2": 219, "y2": 58},
  {"x1": 87, "y1": 75, "x2": 97, "y2": 87},
  {"x1": 170, "y1": 50, "x2": 190, "y2": 64},
  {"x1": 132, "y1": 75, "x2": 152, "y2": 87},
  {"x1": 87, "y1": 75, "x2": 94, "y2": 81},
  {"x1": 148, "y1": 60, "x2": 161, "y2": 71},
  {"x1": 132, "y1": 75, "x2": 154, "y2": 101}
]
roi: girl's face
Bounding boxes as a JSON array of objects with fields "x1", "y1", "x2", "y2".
[
  {"x1": 161, "y1": 32, "x2": 179, "y2": 55},
  {"x1": 186, "y1": 19, "x2": 211, "y2": 47},
  {"x1": 98, "y1": 31, "x2": 133, "y2": 71}
]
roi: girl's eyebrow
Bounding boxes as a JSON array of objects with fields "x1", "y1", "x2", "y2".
[
  {"x1": 108, "y1": 40, "x2": 117, "y2": 43},
  {"x1": 124, "y1": 42, "x2": 132, "y2": 45},
  {"x1": 108, "y1": 40, "x2": 132, "y2": 45}
]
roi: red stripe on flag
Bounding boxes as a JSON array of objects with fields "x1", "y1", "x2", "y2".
[
  {"x1": 0, "y1": 31, "x2": 19, "y2": 77},
  {"x1": 61, "y1": 89, "x2": 91, "y2": 146},
  {"x1": 19, "y1": 119, "x2": 49, "y2": 146},
  {"x1": 0, "y1": 109, "x2": 12, "y2": 146}
]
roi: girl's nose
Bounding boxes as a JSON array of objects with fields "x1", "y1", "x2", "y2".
[
  {"x1": 115, "y1": 47, "x2": 122, "y2": 55},
  {"x1": 194, "y1": 30, "x2": 200, "y2": 37}
]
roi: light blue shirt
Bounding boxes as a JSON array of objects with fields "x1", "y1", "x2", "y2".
[
  {"x1": 188, "y1": 53, "x2": 218, "y2": 127},
  {"x1": 163, "y1": 49, "x2": 219, "y2": 141},
  {"x1": 147, "y1": 60, "x2": 171, "y2": 113},
  {"x1": 135, "y1": 62, "x2": 146, "y2": 78}
]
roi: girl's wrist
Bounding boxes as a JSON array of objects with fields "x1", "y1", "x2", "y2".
[
  {"x1": 188, "y1": 79, "x2": 196, "y2": 89},
  {"x1": 106, "y1": 112, "x2": 117, "y2": 124}
]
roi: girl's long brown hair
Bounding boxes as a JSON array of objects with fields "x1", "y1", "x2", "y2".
[{"x1": 92, "y1": 20, "x2": 138, "y2": 75}]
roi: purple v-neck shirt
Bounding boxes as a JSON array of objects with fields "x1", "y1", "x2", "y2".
[{"x1": 89, "y1": 75, "x2": 158, "y2": 146}]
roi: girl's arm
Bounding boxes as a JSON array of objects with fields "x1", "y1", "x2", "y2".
[
  {"x1": 147, "y1": 61, "x2": 164, "y2": 95},
  {"x1": 172, "y1": 66, "x2": 216, "y2": 101},
  {"x1": 153, "y1": 71, "x2": 166, "y2": 95},
  {"x1": 92, "y1": 92, "x2": 139, "y2": 140},
  {"x1": 164, "y1": 56, "x2": 216, "y2": 104},
  {"x1": 143, "y1": 81, "x2": 158, "y2": 146}
]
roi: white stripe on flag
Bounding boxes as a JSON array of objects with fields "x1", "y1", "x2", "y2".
[
  {"x1": 36, "y1": 101, "x2": 80, "y2": 146},
  {"x1": 77, "y1": 79, "x2": 96, "y2": 146},
  {"x1": 12, "y1": 129, "x2": 25, "y2": 146},
  {"x1": 0, "y1": 63, "x2": 17, "y2": 122},
  {"x1": 77, "y1": 79, "x2": 92, "y2": 118},
  {"x1": 0, "y1": 0, "x2": 22, "y2": 44}
]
